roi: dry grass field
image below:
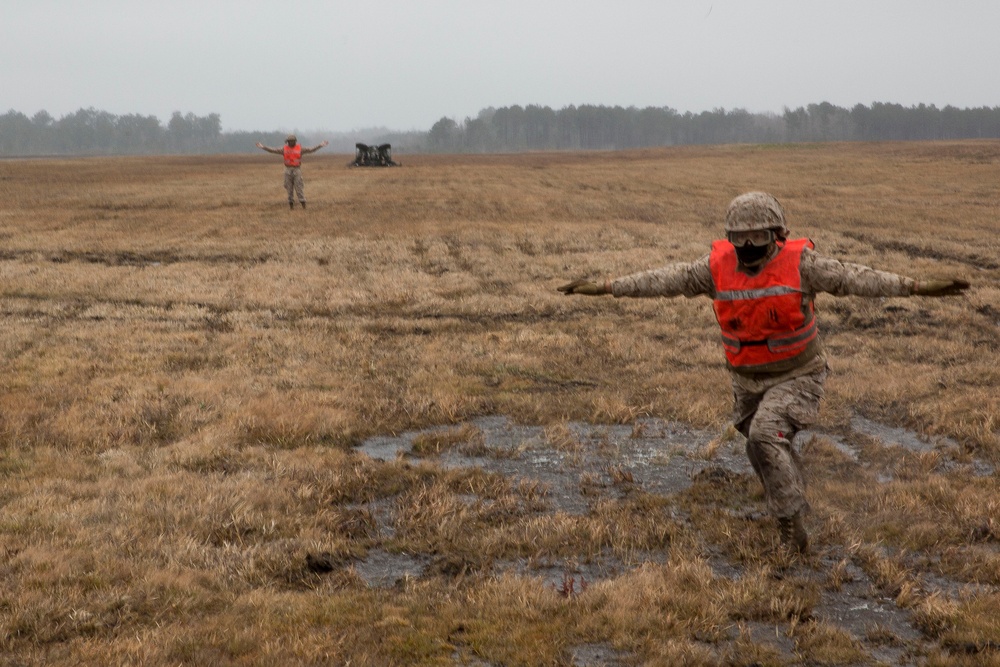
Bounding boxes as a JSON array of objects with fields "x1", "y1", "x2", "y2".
[{"x1": 1, "y1": 142, "x2": 998, "y2": 666}]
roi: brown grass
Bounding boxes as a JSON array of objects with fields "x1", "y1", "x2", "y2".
[{"x1": 1, "y1": 143, "x2": 999, "y2": 665}]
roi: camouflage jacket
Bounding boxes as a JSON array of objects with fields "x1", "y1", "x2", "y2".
[
  {"x1": 610, "y1": 246, "x2": 915, "y2": 300},
  {"x1": 610, "y1": 245, "x2": 915, "y2": 375}
]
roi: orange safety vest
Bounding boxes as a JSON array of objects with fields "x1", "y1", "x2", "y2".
[
  {"x1": 709, "y1": 238, "x2": 817, "y2": 370},
  {"x1": 282, "y1": 144, "x2": 302, "y2": 167}
]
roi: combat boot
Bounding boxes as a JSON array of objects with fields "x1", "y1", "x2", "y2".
[
  {"x1": 289, "y1": 201, "x2": 295, "y2": 210},
  {"x1": 778, "y1": 511, "x2": 809, "y2": 554},
  {"x1": 300, "y1": 201, "x2": 306, "y2": 209}
]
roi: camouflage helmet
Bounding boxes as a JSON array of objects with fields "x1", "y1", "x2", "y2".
[
  {"x1": 286, "y1": 134, "x2": 297, "y2": 142},
  {"x1": 725, "y1": 192, "x2": 789, "y2": 237}
]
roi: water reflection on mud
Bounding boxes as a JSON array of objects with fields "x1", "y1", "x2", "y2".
[{"x1": 348, "y1": 413, "x2": 996, "y2": 664}]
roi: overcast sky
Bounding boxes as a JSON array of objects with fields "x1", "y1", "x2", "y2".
[{"x1": 4, "y1": 1, "x2": 999, "y2": 134}]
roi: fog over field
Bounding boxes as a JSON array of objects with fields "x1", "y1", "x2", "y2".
[{"x1": 3, "y1": 1, "x2": 1000, "y2": 133}]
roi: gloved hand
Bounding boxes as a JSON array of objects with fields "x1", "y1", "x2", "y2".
[
  {"x1": 913, "y1": 279, "x2": 970, "y2": 296},
  {"x1": 557, "y1": 278, "x2": 611, "y2": 296}
]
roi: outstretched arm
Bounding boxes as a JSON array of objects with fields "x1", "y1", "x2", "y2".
[
  {"x1": 301, "y1": 140, "x2": 330, "y2": 155},
  {"x1": 559, "y1": 255, "x2": 714, "y2": 298},
  {"x1": 255, "y1": 142, "x2": 282, "y2": 155},
  {"x1": 800, "y1": 248, "x2": 969, "y2": 297}
]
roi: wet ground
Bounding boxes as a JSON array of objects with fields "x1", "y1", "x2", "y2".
[
  {"x1": 349, "y1": 414, "x2": 997, "y2": 665},
  {"x1": 360, "y1": 416, "x2": 748, "y2": 514}
]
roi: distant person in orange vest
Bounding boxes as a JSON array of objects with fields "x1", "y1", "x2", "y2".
[
  {"x1": 255, "y1": 134, "x2": 329, "y2": 209},
  {"x1": 558, "y1": 192, "x2": 969, "y2": 554}
]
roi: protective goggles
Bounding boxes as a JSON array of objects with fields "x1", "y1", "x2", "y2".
[{"x1": 727, "y1": 229, "x2": 775, "y2": 247}]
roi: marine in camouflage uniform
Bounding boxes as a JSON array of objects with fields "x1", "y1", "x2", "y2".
[
  {"x1": 559, "y1": 192, "x2": 969, "y2": 553},
  {"x1": 255, "y1": 134, "x2": 329, "y2": 209}
]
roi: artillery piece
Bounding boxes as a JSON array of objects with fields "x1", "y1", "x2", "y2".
[{"x1": 351, "y1": 143, "x2": 399, "y2": 167}]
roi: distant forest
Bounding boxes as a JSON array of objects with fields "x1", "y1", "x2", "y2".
[{"x1": 2, "y1": 102, "x2": 1000, "y2": 157}]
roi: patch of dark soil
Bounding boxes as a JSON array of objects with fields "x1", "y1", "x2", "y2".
[
  {"x1": 305, "y1": 551, "x2": 349, "y2": 574},
  {"x1": 47, "y1": 249, "x2": 273, "y2": 267}
]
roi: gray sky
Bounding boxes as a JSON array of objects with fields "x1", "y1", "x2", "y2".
[{"x1": 4, "y1": 0, "x2": 999, "y2": 133}]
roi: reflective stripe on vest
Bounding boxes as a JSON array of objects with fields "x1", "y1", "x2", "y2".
[
  {"x1": 709, "y1": 238, "x2": 816, "y2": 369},
  {"x1": 719, "y1": 314, "x2": 817, "y2": 353},
  {"x1": 283, "y1": 144, "x2": 302, "y2": 167}
]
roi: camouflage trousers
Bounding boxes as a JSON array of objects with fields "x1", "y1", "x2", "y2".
[
  {"x1": 730, "y1": 353, "x2": 829, "y2": 519},
  {"x1": 283, "y1": 166, "x2": 305, "y2": 203}
]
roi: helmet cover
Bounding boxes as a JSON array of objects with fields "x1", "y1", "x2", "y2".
[{"x1": 725, "y1": 192, "x2": 789, "y2": 237}]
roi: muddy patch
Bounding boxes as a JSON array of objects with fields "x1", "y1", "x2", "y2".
[
  {"x1": 708, "y1": 549, "x2": 926, "y2": 664},
  {"x1": 802, "y1": 414, "x2": 994, "y2": 479},
  {"x1": 349, "y1": 414, "x2": 994, "y2": 662},
  {"x1": 850, "y1": 414, "x2": 958, "y2": 453},
  {"x1": 810, "y1": 555, "x2": 923, "y2": 665},
  {"x1": 360, "y1": 415, "x2": 748, "y2": 515}
]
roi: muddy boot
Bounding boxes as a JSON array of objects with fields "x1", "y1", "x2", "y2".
[
  {"x1": 300, "y1": 200, "x2": 306, "y2": 209},
  {"x1": 289, "y1": 200, "x2": 295, "y2": 210},
  {"x1": 778, "y1": 511, "x2": 809, "y2": 554}
]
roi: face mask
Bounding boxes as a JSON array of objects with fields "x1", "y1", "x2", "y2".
[{"x1": 735, "y1": 242, "x2": 770, "y2": 266}]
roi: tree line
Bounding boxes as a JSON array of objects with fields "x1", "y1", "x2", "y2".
[
  {"x1": 0, "y1": 109, "x2": 227, "y2": 156},
  {"x1": 429, "y1": 102, "x2": 1000, "y2": 152},
  {"x1": 3, "y1": 102, "x2": 1000, "y2": 157}
]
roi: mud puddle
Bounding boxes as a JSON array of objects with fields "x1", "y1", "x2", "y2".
[
  {"x1": 850, "y1": 414, "x2": 959, "y2": 453},
  {"x1": 802, "y1": 414, "x2": 994, "y2": 479},
  {"x1": 360, "y1": 415, "x2": 747, "y2": 515},
  {"x1": 351, "y1": 414, "x2": 993, "y2": 663},
  {"x1": 706, "y1": 548, "x2": 927, "y2": 664},
  {"x1": 810, "y1": 555, "x2": 923, "y2": 665}
]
